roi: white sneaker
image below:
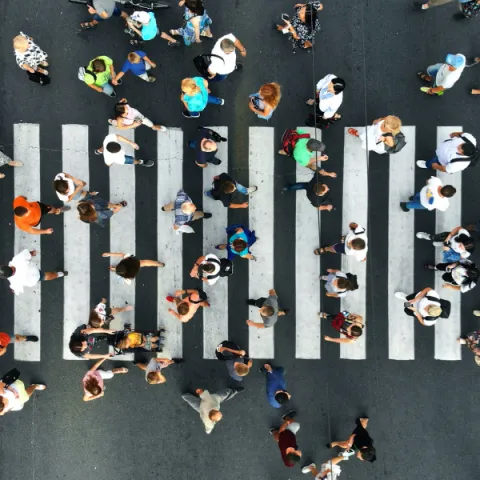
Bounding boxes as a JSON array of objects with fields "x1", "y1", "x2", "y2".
[
  {"x1": 341, "y1": 449, "x2": 355, "y2": 459},
  {"x1": 416, "y1": 232, "x2": 431, "y2": 240},
  {"x1": 159, "y1": 126, "x2": 168, "y2": 132},
  {"x1": 246, "y1": 186, "x2": 258, "y2": 194},
  {"x1": 301, "y1": 464, "x2": 316, "y2": 474},
  {"x1": 432, "y1": 241, "x2": 444, "y2": 247},
  {"x1": 220, "y1": 99, "x2": 225, "y2": 105},
  {"x1": 395, "y1": 292, "x2": 407, "y2": 301},
  {"x1": 473, "y1": 310, "x2": 480, "y2": 316},
  {"x1": 416, "y1": 160, "x2": 427, "y2": 168}
]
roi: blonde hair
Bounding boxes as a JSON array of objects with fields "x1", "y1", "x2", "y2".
[
  {"x1": 384, "y1": 115, "x2": 402, "y2": 135},
  {"x1": 427, "y1": 304, "x2": 442, "y2": 317},
  {"x1": 13, "y1": 35, "x2": 28, "y2": 50},
  {"x1": 181, "y1": 78, "x2": 200, "y2": 95},
  {"x1": 259, "y1": 82, "x2": 281, "y2": 109},
  {"x1": 234, "y1": 363, "x2": 250, "y2": 377},
  {"x1": 127, "y1": 52, "x2": 141, "y2": 63}
]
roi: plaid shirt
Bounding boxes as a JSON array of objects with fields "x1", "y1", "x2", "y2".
[{"x1": 174, "y1": 189, "x2": 194, "y2": 227}]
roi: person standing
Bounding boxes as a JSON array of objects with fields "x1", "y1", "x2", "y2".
[
  {"x1": 400, "y1": 177, "x2": 456, "y2": 212},
  {"x1": 0, "y1": 333, "x2": 38, "y2": 357},
  {"x1": 188, "y1": 126, "x2": 226, "y2": 168},
  {"x1": 319, "y1": 311, "x2": 364, "y2": 344},
  {"x1": 302, "y1": 457, "x2": 345, "y2": 480},
  {"x1": 249, "y1": 83, "x2": 281, "y2": 120},
  {"x1": 13, "y1": 195, "x2": 67, "y2": 235},
  {"x1": 283, "y1": 175, "x2": 334, "y2": 211},
  {"x1": 170, "y1": 0, "x2": 213, "y2": 46},
  {"x1": 181, "y1": 77, "x2": 224, "y2": 118},
  {"x1": 394, "y1": 288, "x2": 449, "y2": 325},
  {"x1": 215, "y1": 341, "x2": 252, "y2": 381},
  {"x1": 0, "y1": 249, "x2": 66, "y2": 295},
  {"x1": 207, "y1": 33, "x2": 246, "y2": 81},
  {"x1": 13, "y1": 32, "x2": 49, "y2": 76},
  {"x1": 0, "y1": 379, "x2": 46, "y2": 416},
  {"x1": 113, "y1": 51, "x2": 157, "y2": 84},
  {"x1": 315, "y1": 223, "x2": 368, "y2": 262},
  {"x1": 80, "y1": 0, "x2": 128, "y2": 30},
  {"x1": 416, "y1": 131, "x2": 477, "y2": 173},
  {"x1": 260, "y1": 363, "x2": 291, "y2": 408},
  {"x1": 270, "y1": 410, "x2": 302, "y2": 467},
  {"x1": 246, "y1": 289, "x2": 289, "y2": 329},
  {"x1": 82, "y1": 357, "x2": 128, "y2": 402},
  {"x1": 109, "y1": 98, "x2": 166, "y2": 132},
  {"x1": 181, "y1": 386, "x2": 243, "y2": 434},
  {"x1": 205, "y1": 173, "x2": 257, "y2": 209},
  {"x1": 162, "y1": 189, "x2": 211, "y2": 232},
  {"x1": 417, "y1": 53, "x2": 466, "y2": 96},
  {"x1": 95, "y1": 133, "x2": 154, "y2": 167},
  {"x1": 82, "y1": 56, "x2": 119, "y2": 98}
]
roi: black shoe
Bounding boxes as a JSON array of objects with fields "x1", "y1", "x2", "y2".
[
  {"x1": 188, "y1": 140, "x2": 195, "y2": 148},
  {"x1": 326, "y1": 442, "x2": 332, "y2": 449},
  {"x1": 282, "y1": 308, "x2": 290, "y2": 315},
  {"x1": 234, "y1": 386, "x2": 245, "y2": 393},
  {"x1": 412, "y1": 1, "x2": 426, "y2": 10},
  {"x1": 424, "y1": 263, "x2": 436, "y2": 270},
  {"x1": 400, "y1": 202, "x2": 410, "y2": 212},
  {"x1": 282, "y1": 409, "x2": 297, "y2": 420},
  {"x1": 453, "y1": 12, "x2": 466, "y2": 20},
  {"x1": 282, "y1": 184, "x2": 291, "y2": 191},
  {"x1": 62, "y1": 271, "x2": 69, "y2": 277},
  {"x1": 202, "y1": 212, "x2": 212, "y2": 219},
  {"x1": 172, "y1": 358, "x2": 185, "y2": 364},
  {"x1": 138, "y1": 159, "x2": 154, "y2": 167},
  {"x1": 409, "y1": 195, "x2": 415, "y2": 201},
  {"x1": 25, "y1": 336, "x2": 39, "y2": 342},
  {"x1": 109, "y1": 91, "x2": 117, "y2": 98},
  {"x1": 116, "y1": 79, "x2": 123, "y2": 86},
  {"x1": 235, "y1": 63, "x2": 243, "y2": 71}
]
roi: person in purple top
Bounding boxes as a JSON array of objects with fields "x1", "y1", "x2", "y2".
[{"x1": 260, "y1": 363, "x2": 291, "y2": 408}]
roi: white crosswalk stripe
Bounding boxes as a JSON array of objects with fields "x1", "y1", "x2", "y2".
[{"x1": 8, "y1": 123, "x2": 467, "y2": 361}]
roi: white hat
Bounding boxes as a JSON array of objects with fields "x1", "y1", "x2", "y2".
[{"x1": 130, "y1": 11, "x2": 150, "y2": 24}]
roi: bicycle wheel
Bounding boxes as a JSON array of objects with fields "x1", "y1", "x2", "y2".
[
  {"x1": 69, "y1": 0, "x2": 88, "y2": 4},
  {"x1": 127, "y1": 0, "x2": 170, "y2": 9}
]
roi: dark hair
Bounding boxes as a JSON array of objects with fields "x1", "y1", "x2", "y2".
[
  {"x1": 360, "y1": 447, "x2": 377, "y2": 462},
  {"x1": 262, "y1": 305, "x2": 275, "y2": 317},
  {"x1": 285, "y1": 453, "x2": 302, "y2": 465},
  {"x1": 313, "y1": 183, "x2": 327, "y2": 196},
  {"x1": 274, "y1": 391, "x2": 289, "y2": 405},
  {"x1": 464, "y1": 263, "x2": 480, "y2": 282},
  {"x1": 222, "y1": 181, "x2": 236, "y2": 194},
  {"x1": 14, "y1": 206, "x2": 28, "y2": 217},
  {"x1": 84, "y1": 376, "x2": 102, "y2": 396},
  {"x1": 54, "y1": 179, "x2": 69, "y2": 194},
  {"x1": 0, "y1": 398, "x2": 5, "y2": 413},
  {"x1": 332, "y1": 77, "x2": 346, "y2": 94},
  {"x1": 177, "y1": 302, "x2": 190, "y2": 315},
  {"x1": 89, "y1": 310, "x2": 103, "y2": 328},
  {"x1": 185, "y1": 0, "x2": 204, "y2": 14},
  {"x1": 106, "y1": 142, "x2": 121, "y2": 154},
  {"x1": 199, "y1": 263, "x2": 215, "y2": 274},
  {"x1": 461, "y1": 142, "x2": 476, "y2": 157},
  {"x1": 69, "y1": 339, "x2": 84, "y2": 353},
  {"x1": 114, "y1": 103, "x2": 128, "y2": 119},
  {"x1": 440, "y1": 185, "x2": 456, "y2": 198},
  {"x1": 77, "y1": 202, "x2": 96, "y2": 223},
  {"x1": 338, "y1": 276, "x2": 358, "y2": 291},
  {"x1": 232, "y1": 239, "x2": 248, "y2": 253},
  {"x1": 351, "y1": 238, "x2": 366, "y2": 251},
  {"x1": 92, "y1": 58, "x2": 106, "y2": 72},
  {"x1": 0, "y1": 266, "x2": 14, "y2": 279},
  {"x1": 303, "y1": 3, "x2": 317, "y2": 28},
  {"x1": 351, "y1": 325, "x2": 363, "y2": 337},
  {"x1": 115, "y1": 256, "x2": 141, "y2": 279},
  {"x1": 456, "y1": 234, "x2": 475, "y2": 252}
]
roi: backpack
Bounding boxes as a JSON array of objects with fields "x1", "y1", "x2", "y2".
[
  {"x1": 384, "y1": 131, "x2": 406, "y2": 154},
  {"x1": 208, "y1": 258, "x2": 234, "y2": 278},
  {"x1": 193, "y1": 54, "x2": 225, "y2": 79},
  {"x1": 448, "y1": 135, "x2": 480, "y2": 168},
  {"x1": 425, "y1": 296, "x2": 451, "y2": 319},
  {"x1": 281, "y1": 128, "x2": 311, "y2": 156},
  {"x1": 345, "y1": 273, "x2": 359, "y2": 291},
  {"x1": 78, "y1": 66, "x2": 97, "y2": 82}
]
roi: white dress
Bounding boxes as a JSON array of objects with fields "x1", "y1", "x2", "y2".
[{"x1": 357, "y1": 120, "x2": 387, "y2": 154}]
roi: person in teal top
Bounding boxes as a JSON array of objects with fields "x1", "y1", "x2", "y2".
[
  {"x1": 127, "y1": 10, "x2": 180, "y2": 47},
  {"x1": 215, "y1": 224, "x2": 257, "y2": 261},
  {"x1": 181, "y1": 77, "x2": 224, "y2": 118}
]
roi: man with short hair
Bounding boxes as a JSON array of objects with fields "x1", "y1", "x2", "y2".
[
  {"x1": 205, "y1": 172, "x2": 257, "y2": 209},
  {"x1": 181, "y1": 386, "x2": 243, "y2": 434},
  {"x1": 95, "y1": 133, "x2": 153, "y2": 167},
  {"x1": 207, "y1": 33, "x2": 247, "y2": 82},
  {"x1": 271, "y1": 409, "x2": 302, "y2": 467},
  {"x1": 417, "y1": 131, "x2": 477, "y2": 173},
  {"x1": 83, "y1": 56, "x2": 119, "y2": 98},
  {"x1": 418, "y1": 53, "x2": 466, "y2": 96},
  {"x1": 0, "y1": 249, "x2": 67, "y2": 295},
  {"x1": 188, "y1": 127, "x2": 226, "y2": 168},
  {"x1": 113, "y1": 51, "x2": 157, "y2": 84},
  {"x1": 261, "y1": 363, "x2": 291, "y2": 408},
  {"x1": 80, "y1": 0, "x2": 128, "y2": 30},
  {"x1": 279, "y1": 131, "x2": 328, "y2": 171},
  {"x1": 162, "y1": 189, "x2": 211, "y2": 232},
  {"x1": 13, "y1": 196, "x2": 68, "y2": 235},
  {"x1": 215, "y1": 340, "x2": 252, "y2": 381},
  {"x1": 0, "y1": 333, "x2": 38, "y2": 357},
  {"x1": 315, "y1": 222, "x2": 368, "y2": 262},
  {"x1": 400, "y1": 177, "x2": 456, "y2": 212},
  {"x1": 246, "y1": 289, "x2": 289, "y2": 329}
]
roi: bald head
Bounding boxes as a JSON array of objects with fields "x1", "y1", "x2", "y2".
[
  {"x1": 209, "y1": 409, "x2": 223, "y2": 423},
  {"x1": 181, "y1": 202, "x2": 197, "y2": 214}
]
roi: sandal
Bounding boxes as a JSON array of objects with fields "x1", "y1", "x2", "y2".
[
  {"x1": 347, "y1": 128, "x2": 359, "y2": 137},
  {"x1": 9, "y1": 160, "x2": 24, "y2": 167},
  {"x1": 168, "y1": 40, "x2": 181, "y2": 47},
  {"x1": 120, "y1": 201, "x2": 127, "y2": 207},
  {"x1": 34, "y1": 384, "x2": 47, "y2": 391},
  {"x1": 313, "y1": 247, "x2": 325, "y2": 255},
  {"x1": 80, "y1": 21, "x2": 97, "y2": 30}
]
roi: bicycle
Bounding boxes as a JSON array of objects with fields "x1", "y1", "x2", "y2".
[{"x1": 69, "y1": 0, "x2": 170, "y2": 10}]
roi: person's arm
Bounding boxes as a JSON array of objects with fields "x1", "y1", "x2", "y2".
[
  {"x1": 269, "y1": 288, "x2": 277, "y2": 296},
  {"x1": 84, "y1": 353, "x2": 113, "y2": 360},
  {"x1": 325, "y1": 293, "x2": 340, "y2": 298},
  {"x1": 156, "y1": 358, "x2": 174, "y2": 365},
  {"x1": 326, "y1": 268, "x2": 340, "y2": 273},
  {"x1": 324, "y1": 335, "x2": 355, "y2": 344},
  {"x1": 319, "y1": 205, "x2": 333, "y2": 211},
  {"x1": 102, "y1": 252, "x2": 126, "y2": 258},
  {"x1": 372, "y1": 117, "x2": 385, "y2": 125},
  {"x1": 446, "y1": 226, "x2": 462, "y2": 242},
  {"x1": 116, "y1": 135, "x2": 139, "y2": 150},
  {"x1": 89, "y1": 357, "x2": 108, "y2": 372},
  {"x1": 113, "y1": 71, "x2": 125, "y2": 85},
  {"x1": 413, "y1": 287, "x2": 432, "y2": 302},
  {"x1": 415, "y1": 311, "x2": 426, "y2": 326},
  {"x1": 318, "y1": 168, "x2": 337, "y2": 178},
  {"x1": 429, "y1": 162, "x2": 447, "y2": 173},
  {"x1": 86, "y1": 82, "x2": 103, "y2": 93},
  {"x1": 443, "y1": 283, "x2": 461, "y2": 291},
  {"x1": 229, "y1": 202, "x2": 248, "y2": 209},
  {"x1": 449, "y1": 132, "x2": 464, "y2": 138},
  {"x1": 143, "y1": 55, "x2": 156, "y2": 68},
  {"x1": 0, "y1": 347, "x2": 7, "y2": 357},
  {"x1": 168, "y1": 308, "x2": 183, "y2": 321},
  {"x1": 190, "y1": 256, "x2": 206, "y2": 278},
  {"x1": 234, "y1": 37, "x2": 247, "y2": 57},
  {"x1": 81, "y1": 328, "x2": 116, "y2": 335},
  {"x1": 243, "y1": 253, "x2": 256, "y2": 260},
  {"x1": 23, "y1": 225, "x2": 53, "y2": 235},
  {"x1": 83, "y1": 391, "x2": 105, "y2": 402},
  {"x1": 246, "y1": 320, "x2": 266, "y2": 329},
  {"x1": 219, "y1": 346, "x2": 246, "y2": 357}
]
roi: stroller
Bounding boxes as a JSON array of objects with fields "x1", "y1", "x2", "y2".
[{"x1": 109, "y1": 324, "x2": 166, "y2": 355}]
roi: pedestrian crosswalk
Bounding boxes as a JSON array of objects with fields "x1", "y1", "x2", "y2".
[{"x1": 6, "y1": 123, "x2": 468, "y2": 361}]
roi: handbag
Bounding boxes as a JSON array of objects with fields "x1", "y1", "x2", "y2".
[
  {"x1": 27, "y1": 70, "x2": 50, "y2": 86},
  {"x1": 193, "y1": 54, "x2": 224, "y2": 78},
  {"x1": 1, "y1": 368, "x2": 20, "y2": 388}
]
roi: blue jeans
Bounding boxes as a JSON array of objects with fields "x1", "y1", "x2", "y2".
[
  {"x1": 426, "y1": 156, "x2": 440, "y2": 169},
  {"x1": 406, "y1": 192, "x2": 426, "y2": 210},
  {"x1": 285, "y1": 182, "x2": 308, "y2": 191},
  {"x1": 124, "y1": 155, "x2": 134, "y2": 165},
  {"x1": 426, "y1": 63, "x2": 442, "y2": 86},
  {"x1": 100, "y1": 82, "x2": 114, "y2": 96},
  {"x1": 93, "y1": 6, "x2": 122, "y2": 22}
]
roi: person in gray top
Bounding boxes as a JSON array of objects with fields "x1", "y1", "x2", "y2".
[
  {"x1": 246, "y1": 289, "x2": 289, "y2": 329},
  {"x1": 80, "y1": 0, "x2": 128, "y2": 30}
]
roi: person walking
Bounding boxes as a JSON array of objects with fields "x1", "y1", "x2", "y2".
[
  {"x1": 79, "y1": 0, "x2": 128, "y2": 30},
  {"x1": 319, "y1": 311, "x2": 364, "y2": 344},
  {"x1": 400, "y1": 176, "x2": 456, "y2": 212},
  {"x1": 207, "y1": 33, "x2": 247, "y2": 81},
  {"x1": 109, "y1": 98, "x2": 166, "y2": 132},
  {"x1": 82, "y1": 56, "x2": 119, "y2": 98},
  {"x1": 246, "y1": 289, "x2": 289, "y2": 329},
  {"x1": 321, "y1": 269, "x2": 358, "y2": 299},
  {"x1": 418, "y1": 53, "x2": 466, "y2": 96},
  {"x1": 260, "y1": 363, "x2": 291, "y2": 408},
  {"x1": 134, "y1": 356, "x2": 183, "y2": 384},
  {"x1": 167, "y1": 288, "x2": 210, "y2": 323},
  {"x1": 215, "y1": 341, "x2": 252, "y2": 381},
  {"x1": 305, "y1": 74, "x2": 345, "y2": 129},
  {"x1": 161, "y1": 189, "x2": 211, "y2": 232},
  {"x1": 181, "y1": 386, "x2": 243, "y2": 434},
  {"x1": 53, "y1": 173, "x2": 90, "y2": 203},
  {"x1": 102, "y1": 252, "x2": 164, "y2": 285},
  {"x1": 0, "y1": 378, "x2": 46, "y2": 416},
  {"x1": 126, "y1": 10, "x2": 180, "y2": 47},
  {"x1": 13, "y1": 32, "x2": 49, "y2": 77},
  {"x1": 416, "y1": 226, "x2": 474, "y2": 261},
  {"x1": 0, "y1": 149, "x2": 23, "y2": 179},
  {"x1": 394, "y1": 288, "x2": 450, "y2": 325},
  {"x1": 190, "y1": 254, "x2": 233, "y2": 285},
  {"x1": 283, "y1": 174, "x2": 335, "y2": 211},
  {"x1": 416, "y1": 131, "x2": 477, "y2": 173},
  {"x1": 301, "y1": 457, "x2": 345, "y2": 480},
  {"x1": 95, "y1": 132, "x2": 154, "y2": 167},
  {"x1": 188, "y1": 127, "x2": 226, "y2": 168},
  {"x1": 77, "y1": 196, "x2": 127, "y2": 227},
  {"x1": 82, "y1": 357, "x2": 128, "y2": 402},
  {"x1": 170, "y1": 0, "x2": 213, "y2": 46},
  {"x1": 88, "y1": 298, "x2": 133, "y2": 329},
  {"x1": 279, "y1": 129, "x2": 329, "y2": 170},
  {"x1": 315, "y1": 223, "x2": 368, "y2": 262},
  {"x1": 216, "y1": 224, "x2": 257, "y2": 261},
  {"x1": 424, "y1": 260, "x2": 479, "y2": 293},
  {"x1": 0, "y1": 333, "x2": 38, "y2": 357},
  {"x1": 113, "y1": 51, "x2": 158, "y2": 85},
  {"x1": 181, "y1": 77, "x2": 224, "y2": 118},
  {"x1": 270, "y1": 410, "x2": 302, "y2": 467},
  {"x1": 0, "y1": 249, "x2": 66, "y2": 295},
  {"x1": 249, "y1": 82, "x2": 281, "y2": 120},
  {"x1": 275, "y1": 1, "x2": 324, "y2": 53},
  {"x1": 327, "y1": 417, "x2": 377, "y2": 463},
  {"x1": 205, "y1": 173, "x2": 257, "y2": 209},
  {"x1": 458, "y1": 317, "x2": 480, "y2": 365},
  {"x1": 415, "y1": 0, "x2": 480, "y2": 19}
]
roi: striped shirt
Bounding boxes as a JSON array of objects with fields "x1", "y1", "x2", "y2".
[{"x1": 174, "y1": 189, "x2": 194, "y2": 227}]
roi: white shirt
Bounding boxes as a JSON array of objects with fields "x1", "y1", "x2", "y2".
[
  {"x1": 416, "y1": 290, "x2": 440, "y2": 326},
  {"x1": 420, "y1": 177, "x2": 449, "y2": 211},
  {"x1": 435, "y1": 55, "x2": 466, "y2": 89},
  {"x1": 102, "y1": 134, "x2": 126, "y2": 166},
  {"x1": 209, "y1": 33, "x2": 237, "y2": 75},
  {"x1": 316, "y1": 74, "x2": 343, "y2": 119},
  {"x1": 54, "y1": 173, "x2": 75, "y2": 202},
  {"x1": 344, "y1": 224, "x2": 368, "y2": 261},
  {"x1": 201, "y1": 254, "x2": 221, "y2": 285},
  {"x1": 451, "y1": 264, "x2": 476, "y2": 293},
  {"x1": 8, "y1": 249, "x2": 41, "y2": 295},
  {"x1": 199, "y1": 390, "x2": 222, "y2": 434},
  {"x1": 435, "y1": 133, "x2": 476, "y2": 173},
  {"x1": 450, "y1": 229, "x2": 471, "y2": 258}
]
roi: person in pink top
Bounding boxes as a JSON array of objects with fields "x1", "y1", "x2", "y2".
[{"x1": 82, "y1": 357, "x2": 128, "y2": 402}]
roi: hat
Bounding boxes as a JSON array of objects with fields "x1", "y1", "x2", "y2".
[
  {"x1": 130, "y1": 11, "x2": 150, "y2": 24},
  {"x1": 445, "y1": 53, "x2": 465, "y2": 69}
]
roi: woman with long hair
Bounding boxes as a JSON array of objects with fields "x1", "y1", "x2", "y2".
[
  {"x1": 82, "y1": 357, "x2": 128, "y2": 402},
  {"x1": 109, "y1": 98, "x2": 167, "y2": 131},
  {"x1": 102, "y1": 252, "x2": 165, "y2": 285},
  {"x1": 77, "y1": 196, "x2": 127, "y2": 227},
  {"x1": 248, "y1": 83, "x2": 281, "y2": 120},
  {"x1": 170, "y1": 0, "x2": 212, "y2": 46}
]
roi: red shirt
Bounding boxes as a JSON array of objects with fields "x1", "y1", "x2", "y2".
[
  {"x1": 278, "y1": 430, "x2": 298, "y2": 467},
  {"x1": 0, "y1": 332, "x2": 12, "y2": 348}
]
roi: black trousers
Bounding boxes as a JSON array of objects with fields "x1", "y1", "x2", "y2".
[
  {"x1": 247, "y1": 297, "x2": 267, "y2": 308},
  {"x1": 435, "y1": 263, "x2": 457, "y2": 285}
]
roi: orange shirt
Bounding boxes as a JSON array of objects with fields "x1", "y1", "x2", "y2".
[
  {"x1": 0, "y1": 332, "x2": 11, "y2": 348},
  {"x1": 13, "y1": 196, "x2": 42, "y2": 232}
]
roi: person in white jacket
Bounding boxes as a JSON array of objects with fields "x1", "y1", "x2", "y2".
[
  {"x1": 305, "y1": 74, "x2": 345, "y2": 128},
  {"x1": 400, "y1": 176, "x2": 456, "y2": 212},
  {"x1": 0, "y1": 249, "x2": 66, "y2": 295}
]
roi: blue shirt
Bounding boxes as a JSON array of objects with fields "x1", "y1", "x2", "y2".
[
  {"x1": 183, "y1": 77, "x2": 208, "y2": 113},
  {"x1": 229, "y1": 231, "x2": 249, "y2": 257},
  {"x1": 265, "y1": 367, "x2": 287, "y2": 408},
  {"x1": 121, "y1": 51, "x2": 147, "y2": 75}
]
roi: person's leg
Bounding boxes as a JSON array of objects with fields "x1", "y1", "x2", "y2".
[
  {"x1": 406, "y1": 193, "x2": 426, "y2": 210},
  {"x1": 207, "y1": 94, "x2": 224, "y2": 105},
  {"x1": 215, "y1": 387, "x2": 240, "y2": 402},
  {"x1": 426, "y1": 156, "x2": 441, "y2": 169},
  {"x1": 191, "y1": 211, "x2": 205, "y2": 222},
  {"x1": 247, "y1": 298, "x2": 267, "y2": 307},
  {"x1": 425, "y1": 0, "x2": 454, "y2": 7},
  {"x1": 182, "y1": 393, "x2": 201, "y2": 412},
  {"x1": 139, "y1": 260, "x2": 165, "y2": 268},
  {"x1": 209, "y1": 74, "x2": 228, "y2": 83},
  {"x1": 43, "y1": 271, "x2": 67, "y2": 281},
  {"x1": 102, "y1": 83, "x2": 115, "y2": 97},
  {"x1": 442, "y1": 272, "x2": 455, "y2": 283},
  {"x1": 25, "y1": 383, "x2": 46, "y2": 397},
  {"x1": 284, "y1": 182, "x2": 309, "y2": 191},
  {"x1": 434, "y1": 262, "x2": 449, "y2": 271},
  {"x1": 13, "y1": 334, "x2": 38, "y2": 343},
  {"x1": 137, "y1": 72, "x2": 150, "y2": 81},
  {"x1": 162, "y1": 201, "x2": 174, "y2": 211},
  {"x1": 160, "y1": 31, "x2": 180, "y2": 44},
  {"x1": 98, "y1": 370, "x2": 115, "y2": 381}
]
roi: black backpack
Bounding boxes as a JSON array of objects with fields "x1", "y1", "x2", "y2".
[
  {"x1": 193, "y1": 54, "x2": 225, "y2": 79},
  {"x1": 208, "y1": 258, "x2": 234, "y2": 278},
  {"x1": 384, "y1": 132, "x2": 406, "y2": 154},
  {"x1": 425, "y1": 296, "x2": 451, "y2": 319},
  {"x1": 449, "y1": 135, "x2": 479, "y2": 168}
]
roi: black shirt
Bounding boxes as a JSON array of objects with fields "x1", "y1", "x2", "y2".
[
  {"x1": 352, "y1": 423, "x2": 374, "y2": 451},
  {"x1": 195, "y1": 128, "x2": 218, "y2": 165},
  {"x1": 306, "y1": 177, "x2": 330, "y2": 208},
  {"x1": 211, "y1": 173, "x2": 239, "y2": 207},
  {"x1": 70, "y1": 324, "x2": 95, "y2": 358}
]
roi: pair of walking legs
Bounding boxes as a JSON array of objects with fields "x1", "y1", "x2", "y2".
[{"x1": 182, "y1": 387, "x2": 240, "y2": 412}]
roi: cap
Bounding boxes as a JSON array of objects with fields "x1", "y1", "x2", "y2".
[
  {"x1": 445, "y1": 53, "x2": 465, "y2": 69},
  {"x1": 130, "y1": 11, "x2": 150, "y2": 24}
]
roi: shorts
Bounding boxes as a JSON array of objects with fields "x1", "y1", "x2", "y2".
[
  {"x1": 333, "y1": 242, "x2": 345, "y2": 254},
  {"x1": 124, "y1": 155, "x2": 134, "y2": 165},
  {"x1": 286, "y1": 422, "x2": 300, "y2": 434},
  {"x1": 37, "y1": 202, "x2": 52, "y2": 217},
  {"x1": 0, "y1": 151, "x2": 11, "y2": 168},
  {"x1": 38, "y1": 270, "x2": 45, "y2": 282},
  {"x1": 71, "y1": 189, "x2": 86, "y2": 201},
  {"x1": 11, "y1": 380, "x2": 30, "y2": 406},
  {"x1": 98, "y1": 370, "x2": 114, "y2": 380},
  {"x1": 92, "y1": 6, "x2": 122, "y2": 22}
]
